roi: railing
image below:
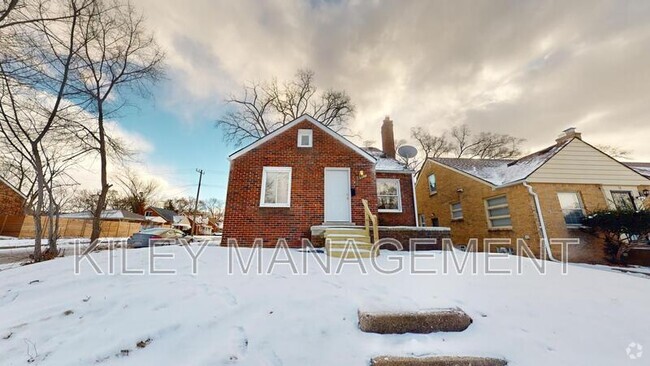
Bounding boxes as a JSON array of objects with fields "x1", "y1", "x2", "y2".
[{"x1": 362, "y1": 199, "x2": 379, "y2": 244}]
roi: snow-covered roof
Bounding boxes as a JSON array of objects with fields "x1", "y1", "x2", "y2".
[
  {"x1": 60, "y1": 210, "x2": 146, "y2": 221},
  {"x1": 624, "y1": 162, "x2": 650, "y2": 178},
  {"x1": 431, "y1": 140, "x2": 570, "y2": 186},
  {"x1": 363, "y1": 147, "x2": 414, "y2": 174}
]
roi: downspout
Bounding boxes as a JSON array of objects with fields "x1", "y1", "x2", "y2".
[
  {"x1": 411, "y1": 174, "x2": 419, "y2": 226},
  {"x1": 522, "y1": 181, "x2": 558, "y2": 262}
]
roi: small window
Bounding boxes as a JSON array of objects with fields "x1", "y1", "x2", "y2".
[
  {"x1": 428, "y1": 174, "x2": 437, "y2": 195},
  {"x1": 557, "y1": 192, "x2": 585, "y2": 226},
  {"x1": 451, "y1": 202, "x2": 463, "y2": 220},
  {"x1": 419, "y1": 214, "x2": 427, "y2": 227},
  {"x1": 260, "y1": 167, "x2": 292, "y2": 207},
  {"x1": 485, "y1": 195, "x2": 512, "y2": 228},
  {"x1": 610, "y1": 190, "x2": 637, "y2": 210},
  {"x1": 145, "y1": 211, "x2": 152, "y2": 217},
  {"x1": 377, "y1": 178, "x2": 402, "y2": 212},
  {"x1": 297, "y1": 129, "x2": 313, "y2": 147}
]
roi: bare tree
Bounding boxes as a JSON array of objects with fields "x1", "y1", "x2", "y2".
[
  {"x1": 201, "y1": 197, "x2": 224, "y2": 223},
  {"x1": 114, "y1": 168, "x2": 159, "y2": 214},
  {"x1": 216, "y1": 69, "x2": 355, "y2": 146},
  {"x1": 0, "y1": 0, "x2": 92, "y2": 261},
  {"x1": 596, "y1": 144, "x2": 632, "y2": 160},
  {"x1": 68, "y1": 0, "x2": 164, "y2": 243},
  {"x1": 411, "y1": 127, "x2": 453, "y2": 160}
]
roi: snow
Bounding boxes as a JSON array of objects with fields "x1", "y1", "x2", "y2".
[{"x1": 0, "y1": 247, "x2": 649, "y2": 365}]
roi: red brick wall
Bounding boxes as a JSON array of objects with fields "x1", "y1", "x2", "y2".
[
  {"x1": 376, "y1": 172, "x2": 416, "y2": 226},
  {"x1": 222, "y1": 119, "x2": 379, "y2": 247},
  {"x1": 0, "y1": 181, "x2": 25, "y2": 215}
]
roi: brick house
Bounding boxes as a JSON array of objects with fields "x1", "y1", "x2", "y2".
[
  {"x1": 222, "y1": 114, "x2": 419, "y2": 247},
  {"x1": 415, "y1": 128, "x2": 650, "y2": 264},
  {"x1": 0, "y1": 177, "x2": 26, "y2": 216}
]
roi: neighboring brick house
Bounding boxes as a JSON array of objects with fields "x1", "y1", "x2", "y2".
[
  {"x1": 0, "y1": 177, "x2": 26, "y2": 216},
  {"x1": 415, "y1": 128, "x2": 650, "y2": 264},
  {"x1": 222, "y1": 114, "x2": 417, "y2": 247}
]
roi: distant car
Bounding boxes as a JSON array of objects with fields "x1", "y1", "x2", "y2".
[{"x1": 127, "y1": 228, "x2": 192, "y2": 248}]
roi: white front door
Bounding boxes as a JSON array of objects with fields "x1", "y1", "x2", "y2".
[{"x1": 324, "y1": 168, "x2": 351, "y2": 222}]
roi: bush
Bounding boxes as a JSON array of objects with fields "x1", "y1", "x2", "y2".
[{"x1": 582, "y1": 208, "x2": 650, "y2": 263}]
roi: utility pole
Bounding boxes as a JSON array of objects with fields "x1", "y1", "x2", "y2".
[{"x1": 192, "y1": 169, "x2": 205, "y2": 236}]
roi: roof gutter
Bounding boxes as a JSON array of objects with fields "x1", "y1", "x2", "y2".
[{"x1": 522, "y1": 181, "x2": 557, "y2": 262}]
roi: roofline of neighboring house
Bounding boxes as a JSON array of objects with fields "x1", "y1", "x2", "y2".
[
  {"x1": 0, "y1": 176, "x2": 27, "y2": 200},
  {"x1": 425, "y1": 159, "x2": 497, "y2": 188},
  {"x1": 227, "y1": 114, "x2": 377, "y2": 163}
]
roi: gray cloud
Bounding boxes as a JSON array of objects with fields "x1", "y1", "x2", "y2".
[{"x1": 134, "y1": 0, "x2": 650, "y2": 159}]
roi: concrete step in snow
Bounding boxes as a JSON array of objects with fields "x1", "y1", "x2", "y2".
[
  {"x1": 358, "y1": 308, "x2": 472, "y2": 334},
  {"x1": 370, "y1": 356, "x2": 507, "y2": 366}
]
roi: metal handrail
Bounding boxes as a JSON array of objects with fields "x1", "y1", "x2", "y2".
[{"x1": 362, "y1": 199, "x2": 379, "y2": 244}]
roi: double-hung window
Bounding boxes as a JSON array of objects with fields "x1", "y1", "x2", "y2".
[
  {"x1": 377, "y1": 178, "x2": 402, "y2": 212},
  {"x1": 451, "y1": 202, "x2": 463, "y2": 220},
  {"x1": 557, "y1": 192, "x2": 585, "y2": 226},
  {"x1": 485, "y1": 195, "x2": 512, "y2": 228},
  {"x1": 260, "y1": 167, "x2": 292, "y2": 207}
]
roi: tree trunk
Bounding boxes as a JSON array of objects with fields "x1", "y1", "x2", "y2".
[
  {"x1": 31, "y1": 145, "x2": 45, "y2": 262},
  {"x1": 90, "y1": 104, "x2": 109, "y2": 243}
]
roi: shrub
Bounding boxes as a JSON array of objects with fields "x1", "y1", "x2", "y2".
[{"x1": 582, "y1": 208, "x2": 650, "y2": 263}]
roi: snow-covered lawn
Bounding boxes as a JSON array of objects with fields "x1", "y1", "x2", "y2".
[{"x1": 0, "y1": 246, "x2": 649, "y2": 365}]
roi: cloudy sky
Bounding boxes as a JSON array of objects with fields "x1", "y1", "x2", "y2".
[{"x1": 110, "y1": 0, "x2": 650, "y2": 201}]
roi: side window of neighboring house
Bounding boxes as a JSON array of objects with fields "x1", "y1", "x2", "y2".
[
  {"x1": 485, "y1": 195, "x2": 512, "y2": 229},
  {"x1": 431, "y1": 217, "x2": 440, "y2": 227},
  {"x1": 557, "y1": 192, "x2": 585, "y2": 226},
  {"x1": 297, "y1": 129, "x2": 313, "y2": 147},
  {"x1": 145, "y1": 211, "x2": 152, "y2": 217},
  {"x1": 428, "y1": 174, "x2": 437, "y2": 195},
  {"x1": 610, "y1": 190, "x2": 637, "y2": 210},
  {"x1": 451, "y1": 202, "x2": 463, "y2": 220},
  {"x1": 377, "y1": 178, "x2": 402, "y2": 212},
  {"x1": 260, "y1": 167, "x2": 292, "y2": 207}
]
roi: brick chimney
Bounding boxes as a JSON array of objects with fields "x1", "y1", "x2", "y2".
[
  {"x1": 381, "y1": 116, "x2": 396, "y2": 158},
  {"x1": 555, "y1": 127, "x2": 582, "y2": 145}
]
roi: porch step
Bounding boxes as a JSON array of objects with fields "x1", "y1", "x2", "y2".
[{"x1": 323, "y1": 227, "x2": 377, "y2": 258}]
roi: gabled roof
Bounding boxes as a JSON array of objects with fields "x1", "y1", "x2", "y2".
[
  {"x1": 430, "y1": 139, "x2": 571, "y2": 187},
  {"x1": 0, "y1": 176, "x2": 27, "y2": 200},
  {"x1": 228, "y1": 114, "x2": 376, "y2": 163},
  {"x1": 147, "y1": 207, "x2": 178, "y2": 222},
  {"x1": 362, "y1": 147, "x2": 414, "y2": 174}
]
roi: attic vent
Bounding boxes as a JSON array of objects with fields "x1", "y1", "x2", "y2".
[{"x1": 297, "y1": 129, "x2": 313, "y2": 147}]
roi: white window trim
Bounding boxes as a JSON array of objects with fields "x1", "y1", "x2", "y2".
[
  {"x1": 377, "y1": 178, "x2": 402, "y2": 213},
  {"x1": 557, "y1": 191, "x2": 586, "y2": 228},
  {"x1": 484, "y1": 195, "x2": 512, "y2": 229},
  {"x1": 260, "y1": 167, "x2": 292, "y2": 208},
  {"x1": 450, "y1": 201, "x2": 463, "y2": 220},
  {"x1": 297, "y1": 129, "x2": 313, "y2": 147}
]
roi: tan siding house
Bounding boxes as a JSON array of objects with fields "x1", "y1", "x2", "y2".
[{"x1": 416, "y1": 129, "x2": 650, "y2": 264}]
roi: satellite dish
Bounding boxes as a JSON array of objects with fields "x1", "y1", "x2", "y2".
[{"x1": 397, "y1": 145, "x2": 418, "y2": 159}]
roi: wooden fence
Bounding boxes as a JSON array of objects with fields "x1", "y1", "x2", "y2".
[{"x1": 0, "y1": 215, "x2": 143, "y2": 239}]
